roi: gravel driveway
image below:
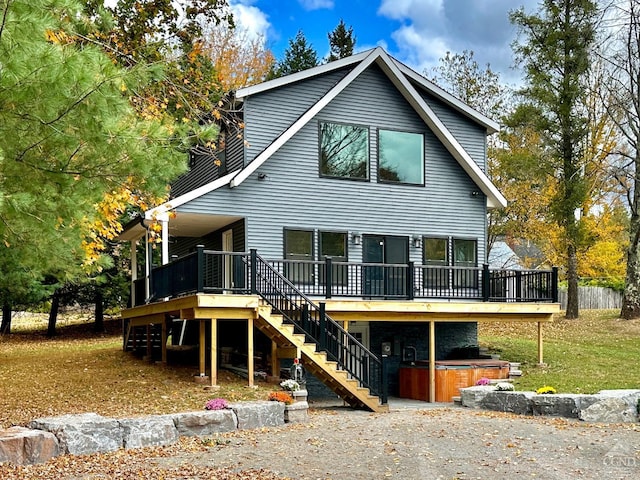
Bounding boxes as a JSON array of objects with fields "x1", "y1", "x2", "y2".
[{"x1": 2, "y1": 402, "x2": 639, "y2": 479}]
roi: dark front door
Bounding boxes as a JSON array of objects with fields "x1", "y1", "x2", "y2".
[{"x1": 363, "y1": 235, "x2": 409, "y2": 297}]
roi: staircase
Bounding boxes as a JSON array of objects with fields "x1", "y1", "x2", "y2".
[{"x1": 250, "y1": 251, "x2": 388, "y2": 412}]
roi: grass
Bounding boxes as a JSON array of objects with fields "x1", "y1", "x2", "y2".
[
  {"x1": 1, "y1": 309, "x2": 639, "y2": 429},
  {"x1": 0, "y1": 315, "x2": 274, "y2": 429},
  {"x1": 479, "y1": 309, "x2": 640, "y2": 394}
]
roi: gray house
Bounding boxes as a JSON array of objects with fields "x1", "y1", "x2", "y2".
[{"x1": 119, "y1": 48, "x2": 558, "y2": 411}]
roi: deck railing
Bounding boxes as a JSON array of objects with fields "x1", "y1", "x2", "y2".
[{"x1": 138, "y1": 247, "x2": 558, "y2": 306}]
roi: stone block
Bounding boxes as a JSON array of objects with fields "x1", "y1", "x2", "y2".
[
  {"x1": 0, "y1": 427, "x2": 60, "y2": 465},
  {"x1": 29, "y1": 413, "x2": 122, "y2": 455},
  {"x1": 284, "y1": 401, "x2": 308, "y2": 424},
  {"x1": 168, "y1": 410, "x2": 238, "y2": 437},
  {"x1": 479, "y1": 391, "x2": 535, "y2": 415},
  {"x1": 231, "y1": 401, "x2": 285, "y2": 430},
  {"x1": 579, "y1": 397, "x2": 639, "y2": 423},
  {"x1": 597, "y1": 390, "x2": 640, "y2": 412},
  {"x1": 460, "y1": 386, "x2": 494, "y2": 409},
  {"x1": 531, "y1": 394, "x2": 585, "y2": 418},
  {"x1": 119, "y1": 417, "x2": 178, "y2": 449}
]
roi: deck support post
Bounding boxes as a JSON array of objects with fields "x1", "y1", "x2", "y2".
[
  {"x1": 210, "y1": 318, "x2": 217, "y2": 386},
  {"x1": 429, "y1": 320, "x2": 435, "y2": 403},
  {"x1": 199, "y1": 320, "x2": 206, "y2": 376},
  {"x1": 537, "y1": 321, "x2": 544, "y2": 366},
  {"x1": 271, "y1": 340, "x2": 278, "y2": 380},
  {"x1": 247, "y1": 317, "x2": 254, "y2": 387},
  {"x1": 161, "y1": 316, "x2": 167, "y2": 364}
]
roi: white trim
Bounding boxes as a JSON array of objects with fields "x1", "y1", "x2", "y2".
[
  {"x1": 230, "y1": 49, "x2": 382, "y2": 188},
  {"x1": 144, "y1": 169, "x2": 240, "y2": 219}
]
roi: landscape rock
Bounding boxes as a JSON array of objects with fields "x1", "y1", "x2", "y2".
[
  {"x1": 284, "y1": 401, "x2": 309, "y2": 424},
  {"x1": 168, "y1": 410, "x2": 238, "y2": 437},
  {"x1": 28, "y1": 413, "x2": 122, "y2": 455},
  {"x1": 460, "y1": 386, "x2": 494, "y2": 409},
  {"x1": 579, "y1": 397, "x2": 638, "y2": 423},
  {"x1": 479, "y1": 391, "x2": 535, "y2": 415},
  {"x1": 0, "y1": 427, "x2": 60, "y2": 465},
  {"x1": 231, "y1": 401, "x2": 285, "y2": 430},
  {"x1": 119, "y1": 417, "x2": 178, "y2": 449},
  {"x1": 531, "y1": 394, "x2": 590, "y2": 418}
]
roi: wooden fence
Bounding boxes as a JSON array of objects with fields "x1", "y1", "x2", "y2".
[{"x1": 558, "y1": 286, "x2": 622, "y2": 310}]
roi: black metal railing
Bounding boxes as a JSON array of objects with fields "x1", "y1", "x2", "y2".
[
  {"x1": 265, "y1": 257, "x2": 558, "y2": 302},
  {"x1": 250, "y1": 250, "x2": 386, "y2": 403}
]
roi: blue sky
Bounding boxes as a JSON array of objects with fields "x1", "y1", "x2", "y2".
[{"x1": 230, "y1": 0, "x2": 540, "y2": 85}]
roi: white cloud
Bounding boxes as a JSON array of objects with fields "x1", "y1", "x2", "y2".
[
  {"x1": 230, "y1": 1, "x2": 271, "y2": 44},
  {"x1": 298, "y1": 0, "x2": 334, "y2": 10}
]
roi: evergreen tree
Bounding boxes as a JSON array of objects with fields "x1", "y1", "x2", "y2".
[
  {"x1": 327, "y1": 19, "x2": 356, "y2": 62},
  {"x1": 510, "y1": 0, "x2": 598, "y2": 319},
  {"x1": 272, "y1": 30, "x2": 319, "y2": 77}
]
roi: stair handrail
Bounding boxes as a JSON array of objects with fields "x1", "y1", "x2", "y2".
[{"x1": 250, "y1": 249, "x2": 386, "y2": 402}]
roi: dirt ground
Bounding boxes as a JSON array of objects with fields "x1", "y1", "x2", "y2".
[{"x1": 2, "y1": 403, "x2": 639, "y2": 480}]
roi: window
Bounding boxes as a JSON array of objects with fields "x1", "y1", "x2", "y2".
[
  {"x1": 319, "y1": 231, "x2": 348, "y2": 285},
  {"x1": 319, "y1": 122, "x2": 369, "y2": 180},
  {"x1": 378, "y1": 130, "x2": 424, "y2": 185},
  {"x1": 423, "y1": 237, "x2": 449, "y2": 288},
  {"x1": 453, "y1": 238, "x2": 477, "y2": 288},
  {"x1": 284, "y1": 229, "x2": 314, "y2": 284}
]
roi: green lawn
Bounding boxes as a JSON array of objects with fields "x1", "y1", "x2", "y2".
[{"x1": 478, "y1": 309, "x2": 640, "y2": 393}]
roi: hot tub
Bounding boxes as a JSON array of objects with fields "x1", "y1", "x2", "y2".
[{"x1": 399, "y1": 359, "x2": 510, "y2": 402}]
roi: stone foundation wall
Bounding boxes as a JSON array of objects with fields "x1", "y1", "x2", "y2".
[
  {"x1": 461, "y1": 387, "x2": 640, "y2": 423},
  {"x1": 0, "y1": 400, "x2": 297, "y2": 466}
]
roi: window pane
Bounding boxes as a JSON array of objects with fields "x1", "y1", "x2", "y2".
[
  {"x1": 453, "y1": 239, "x2": 477, "y2": 265},
  {"x1": 284, "y1": 229, "x2": 313, "y2": 284},
  {"x1": 320, "y1": 122, "x2": 369, "y2": 179},
  {"x1": 378, "y1": 130, "x2": 424, "y2": 184},
  {"x1": 320, "y1": 231, "x2": 347, "y2": 286},
  {"x1": 423, "y1": 237, "x2": 448, "y2": 288}
]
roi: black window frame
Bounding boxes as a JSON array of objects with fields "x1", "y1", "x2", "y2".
[
  {"x1": 377, "y1": 128, "x2": 425, "y2": 186},
  {"x1": 319, "y1": 230, "x2": 348, "y2": 286},
  {"x1": 318, "y1": 121, "x2": 370, "y2": 181},
  {"x1": 422, "y1": 236, "x2": 449, "y2": 288},
  {"x1": 452, "y1": 237, "x2": 478, "y2": 289}
]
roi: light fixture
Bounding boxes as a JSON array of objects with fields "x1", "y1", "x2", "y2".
[
  {"x1": 258, "y1": 172, "x2": 268, "y2": 180},
  {"x1": 351, "y1": 232, "x2": 362, "y2": 245},
  {"x1": 412, "y1": 235, "x2": 421, "y2": 248},
  {"x1": 471, "y1": 190, "x2": 480, "y2": 197}
]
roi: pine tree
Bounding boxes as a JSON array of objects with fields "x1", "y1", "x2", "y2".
[
  {"x1": 510, "y1": 0, "x2": 598, "y2": 319},
  {"x1": 273, "y1": 30, "x2": 319, "y2": 77},
  {"x1": 327, "y1": 19, "x2": 355, "y2": 62}
]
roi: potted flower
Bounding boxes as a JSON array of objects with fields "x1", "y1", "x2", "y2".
[
  {"x1": 268, "y1": 391, "x2": 293, "y2": 405},
  {"x1": 535, "y1": 385, "x2": 557, "y2": 395},
  {"x1": 280, "y1": 378, "x2": 308, "y2": 403},
  {"x1": 204, "y1": 398, "x2": 229, "y2": 410}
]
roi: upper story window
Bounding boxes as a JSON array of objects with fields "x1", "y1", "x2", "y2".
[
  {"x1": 378, "y1": 129, "x2": 424, "y2": 185},
  {"x1": 319, "y1": 122, "x2": 369, "y2": 180},
  {"x1": 423, "y1": 237, "x2": 449, "y2": 288},
  {"x1": 319, "y1": 231, "x2": 348, "y2": 286}
]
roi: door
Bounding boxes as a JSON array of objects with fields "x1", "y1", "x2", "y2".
[
  {"x1": 222, "y1": 229, "x2": 233, "y2": 292},
  {"x1": 363, "y1": 235, "x2": 409, "y2": 297}
]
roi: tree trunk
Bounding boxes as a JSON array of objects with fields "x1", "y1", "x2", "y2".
[
  {"x1": 94, "y1": 290, "x2": 104, "y2": 333},
  {"x1": 565, "y1": 243, "x2": 579, "y2": 319},
  {"x1": 621, "y1": 175, "x2": 640, "y2": 319},
  {"x1": 1, "y1": 302, "x2": 11, "y2": 334},
  {"x1": 47, "y1": 291, "x2": 60, "y2": 337}
]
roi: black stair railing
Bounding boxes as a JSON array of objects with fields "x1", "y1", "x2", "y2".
[{"x1": 250, "y1": 249, "x2": 387, "y2": 404}]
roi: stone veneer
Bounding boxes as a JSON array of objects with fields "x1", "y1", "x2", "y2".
[
  {"x1": 461, "y1": 386, "x2": 640, "y2": 422},
  {"x1": 0, "y1": 400, "x2": 294, "y2": 466}
]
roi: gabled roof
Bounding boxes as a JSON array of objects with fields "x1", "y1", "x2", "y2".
[{"x1": 232, "y1": 47, "x2": 506, "y2": 209}]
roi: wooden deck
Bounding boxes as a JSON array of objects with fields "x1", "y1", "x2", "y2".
[{"x1": 121, "y1": 294, "x2": 559, "y2": 406}]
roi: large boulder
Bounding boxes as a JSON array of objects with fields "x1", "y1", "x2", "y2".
[
  {"x1": 168, "y1": 410, "x2": 238, "y2": 437},
  {"x1": 119, "y1": 417, "x2": 179, "y2": 449},
  {"x1": 531, "y1": 394, "x2": 600, "y2": 418},
  {"x1": 579, "y1": 397, "x2": 639, "y2": 423},
  {"x1": 28, "y1": 413, "x2": 122, "y2": 455},
  {"x1": 460, "y1": 386, "x2": 494, "y2": 409},
  {"x1": 0, "y1": 427, "x2": 60, "y2": 465},
  {"x1": 479, "y1": 391, "x2": 536, "y2": 415},
  {"x1": 230, "y1": 401, "x2": 285, "y2": 430}
]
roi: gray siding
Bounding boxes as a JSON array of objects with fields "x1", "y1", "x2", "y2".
[
  {"x1": 177, "y1": 64, "x2": 487, "y2": 263},
  {"x1": 171, "y1": 152, "x2": 219, "y2": 198},
  {"x1": 226, "y1": 123, "x2": 245, "y2": 173}
]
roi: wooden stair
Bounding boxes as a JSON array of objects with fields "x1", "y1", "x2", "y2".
[{"x1": 255, "y1": 304, "x2": 388, "y2": 413}]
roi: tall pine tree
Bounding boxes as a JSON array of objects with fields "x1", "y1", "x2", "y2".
[
  {"x1": 327, "y1": 19, "x2": 356, "y2": 62},
  {"x1": 510, "y1": 0, "x2": 597, "y2": 319},
  {"x1": 271, "y1": 30, "x2": 318, "y2": 77}
]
